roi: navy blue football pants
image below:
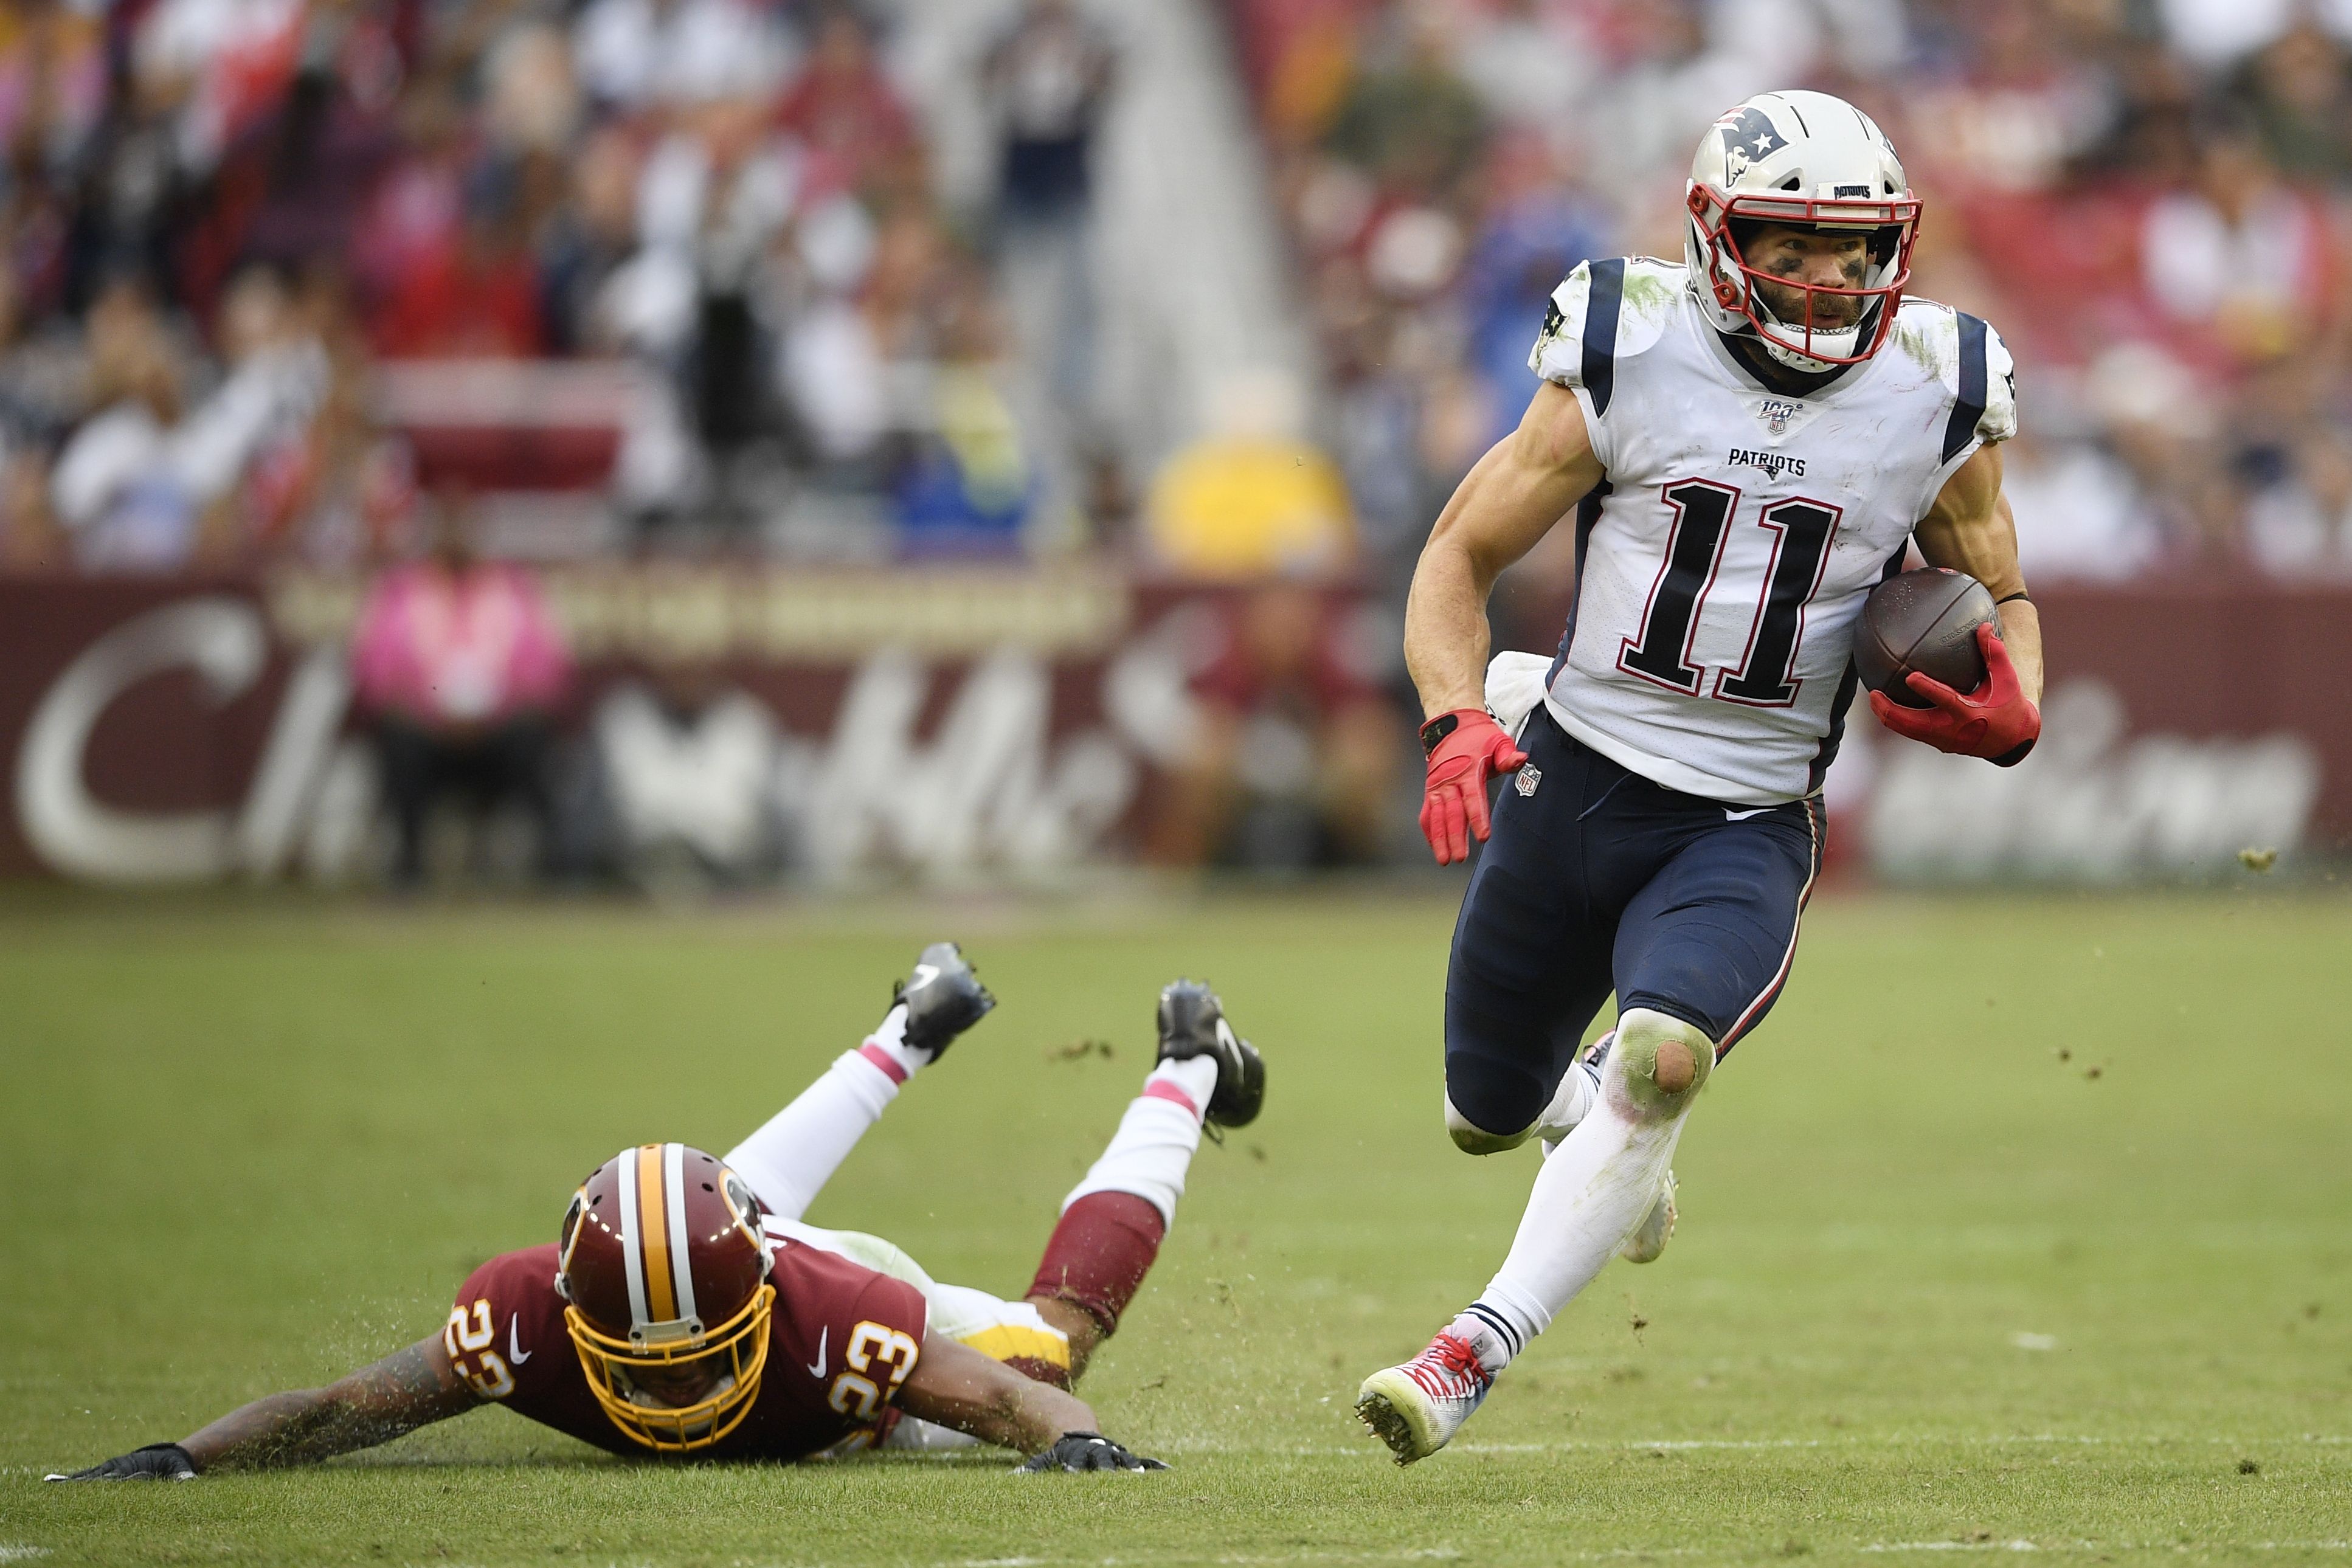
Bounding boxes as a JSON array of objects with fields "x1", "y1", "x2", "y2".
[{"x1": 1443, "y1": 706, "x2": 1823, "y2": 1138}]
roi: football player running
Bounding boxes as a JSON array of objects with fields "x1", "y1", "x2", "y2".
[
  {"x1": 50, "y1": 945, "x2": 1265, "y2": 1479},
  {"x1": 1357, "y1": 91, "x2": 2044, "y2": 1463}
]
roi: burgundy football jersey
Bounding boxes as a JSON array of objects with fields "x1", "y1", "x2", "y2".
[{"x1": 444, "y1": 1237, "x2": 929, "y2": 1460}]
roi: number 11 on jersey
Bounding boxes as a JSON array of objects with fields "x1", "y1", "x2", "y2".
[{"x1": 1617, "y1": 478, "x2": 1842, "y2": 709}]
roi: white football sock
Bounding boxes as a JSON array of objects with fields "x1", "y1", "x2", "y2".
[
  {"x1": 1468, "y1": 1055, "x2": 1693, "y2": 1359},
  {"x1": 1447, "y1": 1309, "x2": 1515, "y2": 1378},
  {"x1": 1532, "y1": 1046, "x2": 1605, "y2": 1145},
  {"x1": 860, "y1": 1003, "x2": 932, "y2": 1080},
  {"x1": 1060, "y1": 1055, "x2": 1219, "y2": 1229},
  {"x1": 724, "y1": 1005, "x2": 919, "y2": 1221}
]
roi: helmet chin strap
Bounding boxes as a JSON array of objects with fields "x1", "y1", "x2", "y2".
[{"x1": 1758, "y1": 330, "x2": 1856, "y2": 375}]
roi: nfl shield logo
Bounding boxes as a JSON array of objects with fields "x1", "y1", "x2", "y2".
[{"x1": 1515, "y1": 764, "x2": 1543, "y2": 797}]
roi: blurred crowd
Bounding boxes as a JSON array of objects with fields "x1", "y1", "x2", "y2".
[
  {"x1": 0, "y1": 0, "x2": 1130, "y2": 572},
  {"x1": 14, "y1": 0, "x2": 2352, "y2": 578},
  {"x1": 13, "y1": 0, "x2": 2352, "y2": 881},
  {"x1": 1230, "y1": 0, "x2": 2352, "y2": 592},
  {"x1": 18, "y1": 0, "x2": 2347, "y2": 582}
]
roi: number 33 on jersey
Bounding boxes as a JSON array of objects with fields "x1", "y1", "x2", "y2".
[{"x1": 1531, "y1": 255, "x2": 2016, "y2": 806}]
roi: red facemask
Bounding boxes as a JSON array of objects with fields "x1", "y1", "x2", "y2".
[{"x1": 1686, "y1": 184, "x2": 1922, "y2": 367}]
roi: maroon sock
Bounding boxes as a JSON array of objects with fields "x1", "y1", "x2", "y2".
[{"x1": 1025, "y1": 1192, "x2": 1166, "y2": 1338}]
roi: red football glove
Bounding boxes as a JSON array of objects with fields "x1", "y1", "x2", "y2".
[
  {"x1": 1868, "y1": 622, "x2": 2041, "y2": 765},
  {"x1": 1418, "y1": 708, "x2": 1526, "y2": 866}
]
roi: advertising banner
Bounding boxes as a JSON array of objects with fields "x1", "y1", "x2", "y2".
[
  {"x1": 0, "y1": 568, "x2": 1195, "y2": 885},
  {"x1": 1831, "y1": 585, "x2": 2341, "y2": 881},
  {"x1": 0, "y1": 572, "x2": 2343, "y2": 884}
]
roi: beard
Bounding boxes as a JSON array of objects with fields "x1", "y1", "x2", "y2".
[{"x1": 1752, "y1": 277, "x2": 1864, "y2": 333}]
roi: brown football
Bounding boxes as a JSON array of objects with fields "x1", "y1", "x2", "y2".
[{"x1": 1852, "y1": 567, "x2": 2000, "y2": 709}]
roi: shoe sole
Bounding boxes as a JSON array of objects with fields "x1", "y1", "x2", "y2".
[
  {"x1": 1354, "y1": 1370, "x2": 1441, "y2": 1465},
  {"x1": 1208, "y1": 1029, "x2": 1265, "y2": 1129}
]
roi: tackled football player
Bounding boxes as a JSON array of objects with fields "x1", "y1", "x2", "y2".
[
  {"x1": 1355, "y1": 91, "x2": 2046, "y2": 1463},
  {"x1": 50, "y1": 947, "x2": 1266, "y2": 1479}
]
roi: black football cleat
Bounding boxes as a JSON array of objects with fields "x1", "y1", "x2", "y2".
[
  {"x1": 894, "y1": 942, "x2": 995, "y2": 1062},
  {"x1": 1156, "y1": 979, "x2": 1265, "y2": 1134}
]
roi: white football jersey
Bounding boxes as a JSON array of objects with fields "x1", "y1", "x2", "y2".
[{"x1": 1528, "y1": 257, "x2": 2017, "y2": 806}]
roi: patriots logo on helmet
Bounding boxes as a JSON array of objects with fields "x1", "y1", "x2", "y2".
[{"x1": 1717, "y1": 106, "x2": 1788, "y2": 175}]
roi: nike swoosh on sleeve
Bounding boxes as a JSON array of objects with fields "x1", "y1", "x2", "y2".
[
  {"x1": 508, "y1": 1316, "x2": 532, "y2": 1364},
  {"x1": 806, "y1": 1327, "x2": 827, "y2": 1380}
]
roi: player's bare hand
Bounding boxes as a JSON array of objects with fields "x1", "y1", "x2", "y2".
[
  {"x1": 1017, "y1": 1431, "x2": 1169, "y2": 1473},
  {"x1": 1868, "y1": 623, "x2": 2039, "y2": 765},
  {"x1": 46, "y1": 1443, "x2": 198, "y2": 1482},
  {"x1": 1418, "y1": 709, "x2": 1527, "y2": 865}
]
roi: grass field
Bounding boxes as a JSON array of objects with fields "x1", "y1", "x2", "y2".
[{"x1": 2, "y1": 887, "x2": 2350, "y2": 1566}]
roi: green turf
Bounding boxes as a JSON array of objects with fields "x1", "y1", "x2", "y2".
[{"x1": 2, "y1": 888, "x2": 2350, "y2": 1566}]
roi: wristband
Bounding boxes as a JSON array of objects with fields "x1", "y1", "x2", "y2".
[{"x1": 1418, "y1": 712, "x2": 1462, "y2": 757}]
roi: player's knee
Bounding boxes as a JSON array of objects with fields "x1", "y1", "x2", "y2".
[
  {"x1": 1444, "y1": 1092, "x2": 1533, "y2": 1155},
  {"x1": 1610, "y1": 1008, "x2": 1714, "y2": 1119}
]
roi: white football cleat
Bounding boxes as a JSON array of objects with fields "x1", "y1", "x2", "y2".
[
  {"x1": 1619, "y1": 1169, "x2": 1677, "y2": 1265},
  {"x1": 1355, "y1": 1330, "x2": 1493, "y2": 1465}
]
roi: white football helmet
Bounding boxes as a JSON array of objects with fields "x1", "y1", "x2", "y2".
[{"x1": 1684, "y1": 89, "x2": 1920, "y2": 373}]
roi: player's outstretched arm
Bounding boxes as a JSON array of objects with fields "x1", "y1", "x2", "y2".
[
  {"x1": 1403, "y1": 382, "x2": 1604, "y2": 862},
  {"x1": 180, "y1": 1333, "x2": 480, "y2": 1472},
  {"x1": 49, "y1": 1332, "x2": 479, "y2": 1479},
  {"x1": 893, "y1": 1329, "x2": 1164, "y2": 1470}
]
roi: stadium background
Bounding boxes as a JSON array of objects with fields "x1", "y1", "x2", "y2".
[{"x1": 1, "y1": 0, "x2": 2348, "y2": 888}]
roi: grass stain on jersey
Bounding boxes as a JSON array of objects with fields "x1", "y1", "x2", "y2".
[
  {"x1": 1892, "y1": 314, "x2": 1957, "y2": 379},
  {"x1": 1620, "y1": 263, "x2": 1683, "y2": 320}
]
